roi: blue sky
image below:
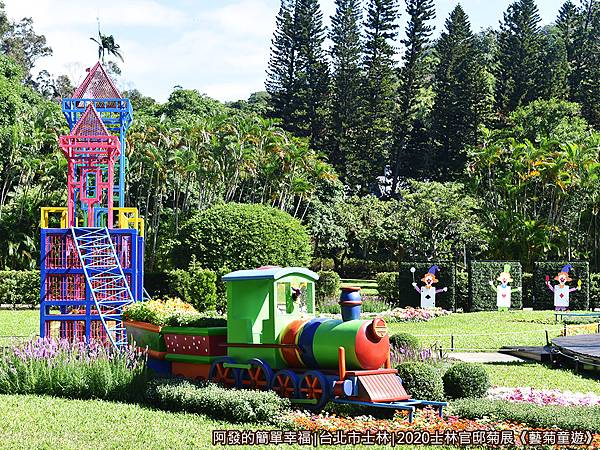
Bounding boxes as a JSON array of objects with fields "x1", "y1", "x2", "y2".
[{"x1": 5, "y1": 0, "x2": 564, "y2": 102}]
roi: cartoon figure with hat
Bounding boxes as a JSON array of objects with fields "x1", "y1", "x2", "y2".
[
  {"x1": 489, "y1": 264, "x2": 521, "y2": 311},
  {"x1": 545, "y1": 264, "x2": 581, "y2": 311},
  {"x1": 411, "y1": 265, "x2": 448, "y2": 309}
]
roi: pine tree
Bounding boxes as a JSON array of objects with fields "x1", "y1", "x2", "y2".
[
  {"x1": 356, "y1": 0, "x2": 399, "y2": 194},
  {"x1": 556, "y1": 0, "x2": 581, "y2": 64},
  {"x1": 391, "y1": 0, "x2": 436, "y2": 190},
  {"x1": 538, "y1": 25, "x2": 569, "y2": 100},
  {"x1": 495, "y1": 0, "x2": 544, "y2": 114},
  {"x1": 265, "y1": 0, "x2": 330, "y2": 145},
  {"x1": 430, "y1": 5, "x2": 492, "y2": 180},
  {"x1": 571, "y1": 0, "x2": 600, "y2": 127},
  {"x1": 266, "y1": 0, "x2": 297, "y2": 128},
  {"x1": 329, "y1": 0, "x2": 363, "y2": 181}
]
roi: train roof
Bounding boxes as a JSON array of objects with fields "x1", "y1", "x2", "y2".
[{"x1": 222, "y1": 267, "x2": 319, "y2": 282}]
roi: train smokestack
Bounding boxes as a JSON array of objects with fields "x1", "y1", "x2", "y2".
[{"x1": 339, "y1": 287, "x2": 362, "y2": 321}]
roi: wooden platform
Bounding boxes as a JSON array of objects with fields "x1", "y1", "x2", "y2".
[{"x1": 552, "y1": 333, "x2": 600, "y2": 370}]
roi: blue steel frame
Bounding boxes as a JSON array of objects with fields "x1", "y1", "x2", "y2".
[
  {"x1": 61, "y1": 98, "x2": 133, "y2": 209},
  {"x1": 39, "y1": 227, "x2": 145, "y2": 341}
]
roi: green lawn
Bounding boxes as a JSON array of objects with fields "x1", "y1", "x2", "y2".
[
  {"x1": 388, "y1": 310, "x2": 589, "y2": 351},
  {"x1": 0, "y1": 309, "x2": 38, "y2": 338},
  {"x1": 341, "y1": 278, "x2": 378, "y2": 295},
  {"x1": 485, "y1": 362, "x2": 600, "y2": 394}
]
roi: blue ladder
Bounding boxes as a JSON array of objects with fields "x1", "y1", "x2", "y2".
[{"x1": 71, "y1": 227, "x2": 136, "y2": 348}]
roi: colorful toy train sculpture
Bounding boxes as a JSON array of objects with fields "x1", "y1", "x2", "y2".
[{"x1": 127, "y1": 267, "x2": 446, "y2": 418}]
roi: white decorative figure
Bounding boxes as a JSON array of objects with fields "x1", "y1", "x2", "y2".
[
  {"x1": 545, "y1": 264, "x2": 582, "y2": 311},
  {"x1": 488, "y1": 264, "x2": 521, "y2": 311},
  {"x1": 411, "y1": 265, "x2": 447, "y2": 309}
]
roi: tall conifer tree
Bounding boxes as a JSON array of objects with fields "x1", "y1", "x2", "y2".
[
  {"x1": 357, "y1": 0, "x2": 399, "y2": 194},
  {"x1": 329, "y1": 0, "x2": 363, "y2": 180},
  {"x1": 391, "y1": 0, "x2": 435, "y2": 191},
  {"x1": 266, "y1": 0, "x2": 330, "y2": 146},
  {"x1": 495, "y1": 0, "x2": 544, "y2": 113},
  {"x1": 430, "y1": 5, "x2": 491, "y2": 180}
]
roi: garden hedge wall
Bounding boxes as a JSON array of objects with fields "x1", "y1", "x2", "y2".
[
  {"x1": 0, "y1": 270, "x2": 39, "y2": 308},
  {"x1": 533, "y1": 261, "x2": 589, "y2": 310},
  {"x1": 468, "y1": 261, "x2": 522, "y2": 311},
  {"x1": 590, "y1": 273, "x2": 600, "y2": 310},
  {"x1": 398, "y1": 262, "x2": 455, "y2": 311}
]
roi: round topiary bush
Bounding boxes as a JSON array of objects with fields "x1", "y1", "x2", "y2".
[
  {"x1": 173, "y1": 203, "x2": 312, "y2": 271},
  {"x1": 389, "y1": 333, "x2": 420, "y2": 352},
  {"x1": 442, "y1": 362, "x2": 490, "y2": 399},
  {"x1": 396, "y1": 362, "x2": 444, "y2": 401}
]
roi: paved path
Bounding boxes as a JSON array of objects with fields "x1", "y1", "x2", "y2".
[{"x1": 448, "y1": 352, "x2": 525, "y2": 363}]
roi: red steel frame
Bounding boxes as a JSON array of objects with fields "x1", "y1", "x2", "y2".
[{"x1": 59, "y1": 103, "x2": 120, "y2": 227}]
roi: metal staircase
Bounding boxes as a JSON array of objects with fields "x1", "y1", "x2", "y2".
[{"x1": 71, "y1": 227, "x2": 135, "y2": 348}]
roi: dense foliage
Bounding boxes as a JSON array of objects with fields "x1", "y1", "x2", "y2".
[
  {"x1": 315, "y1": 270, "x2": 340, "y2": 302},
  {"x1": 173, "y1": 203, "x2": 312, "y2": 272},
  {"x1": 389, "y1": 332, "x2": 421, "y2": 353},
  {"x1": 0, "y1": 270, "x2": 38, "y2": 307},
  {"x1": 145, "y1": 378, "x2": 289, "y2": 424},
  {"x1": 167, "y1": 257, "x2": 218, "y2": 311}
]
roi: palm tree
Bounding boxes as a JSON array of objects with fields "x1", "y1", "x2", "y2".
[{"x1": 90, "y1": 22, "x2": 124, "y2": 63}]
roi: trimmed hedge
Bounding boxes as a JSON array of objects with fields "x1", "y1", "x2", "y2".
[
  {"x1": 376, "y1": 272, "x2": 399, "y2": 304},
  {"x1": 145, "y1": 378, "x2": 289, "y2": 423},
  {"x1": 533, "y1": 261, "x2": 589, "y2": 310},
  {"x1": 522, "y1": 272, "x2": 533, "y2": 308},
  {"x1": 173, "y1": 203, "x2": 311, "y2": 271},
  {"x1": 0, "y1": 270, "x2": 40, "y2": 308},
  {"x1": 396, "y1": 362, "x2": 444, "y2": 401},
  {"x1": 455, "y1": 268, "x2": 468, "y2": 311},
  {"x1": 316, "y1": 270, "x2": 341, "y2": 302},
  {"x1": 451, "y1": 399, "x2": 600, "y2": 433},
  {"x1": 442, "y1": 362, "x2": 490, "y2": 399},
  {"x1": 469, "y1": 261, "x2": 522, "y2": 311},
  {"x1": 398, "y1": 262, "x2": 455, "y2": 310},
  {"x1": 591, "y1": 272, "x2": 600, "y2": 310}
]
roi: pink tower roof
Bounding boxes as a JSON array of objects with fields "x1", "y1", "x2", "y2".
[
  {"x1": 72, "y1": 62, "x2": 122, "y2": 99},
  {"x1": 72, "y1": 103, "x2": 111, "y2": 136}
]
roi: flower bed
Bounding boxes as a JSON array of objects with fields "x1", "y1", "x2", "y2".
[
  {"x1": 488, "y1": 386, "x2": 600, "y2": 407},
  {"x1": 288, "y1": 409, "x2": 600, "y2": 447},
  {"x1": 0, "y1": 337, "x2": 147, "y2": 401}
]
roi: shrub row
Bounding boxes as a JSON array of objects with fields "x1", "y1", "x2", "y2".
[
  {"x1": 0, "y1": 270, "x2": 39, "y2": 308},
  {"x1": 315, "y1": 270, "x2": 341, "y2": 302},
  {"x1": 451, "y1": 398, "x2": 600, "y2": 433},
  {"x1": 145, "y1": 378, "x2": 289, "y2": 423}
]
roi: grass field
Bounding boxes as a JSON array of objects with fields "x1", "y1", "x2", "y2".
[
  {"x1": 485, "y1": 362, "x2": 600, "y2": 394},
  {"x1": 388, "y1": 310, "x2": 593, "y2": 351},
  {"x1": 0, "y1": 309, "x2": 38, "y2": 338}
]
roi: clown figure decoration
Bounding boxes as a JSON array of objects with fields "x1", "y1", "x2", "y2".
[
  {"x1": 545, "y1": 264, "x2": 582, "y2": 311},
  {"x1": 489, "y1": 264, "x2": 521, "y2": 311},
  {"x1": 411, "y1": 265, "x2": 448, "y2": 309}
]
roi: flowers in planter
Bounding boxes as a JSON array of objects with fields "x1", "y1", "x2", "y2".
[
  {"x1": 488, "y1": 387, "x2": 600, "y2": 407},
  {"x1": 123, "y1": 297, "x2": 226, "y2": 327}
]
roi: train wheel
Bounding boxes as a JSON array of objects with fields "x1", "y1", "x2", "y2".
[
  {"x1": 240, "y1": 359, "x2": 273, "y2": 390},
  {"x1": 299, "y1": 370, "x2": 329, "y2": 409},
  {"x1": 272, "y1": 369, "x2": 299, "y2": 399},
  {"x1": 209, "y1": 357, "x2": 239, "y2": 388}
]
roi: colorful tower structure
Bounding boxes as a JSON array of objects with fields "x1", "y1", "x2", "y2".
[{"x1": 40, "y1": 63, "x2": 143, "y2": 348}]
